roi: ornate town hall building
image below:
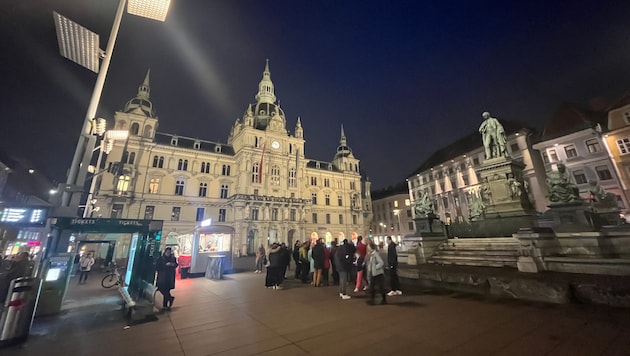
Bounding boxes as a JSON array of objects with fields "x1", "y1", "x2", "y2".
[{"x1": 93, "y1": 61, "x2": 373, "y2": 255}]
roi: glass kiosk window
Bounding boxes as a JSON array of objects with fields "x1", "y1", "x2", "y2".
[
  {"x1": 124, "y1": 233, "x2": 139, "y2": 287},
  {"x1": 198, "y1": 233, "x2": 230, "y2": 252}
]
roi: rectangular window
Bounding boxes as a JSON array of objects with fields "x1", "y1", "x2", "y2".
[
  {"x1": 564, "y1": 145, "x2": 578, "y2": 158},
  {"x1": 116, "y1": 175, "x2": 130, "y2": 194},
  {"x1": 586, "y1": 139, "x2": 601, "y2": 153},
  {"x1": 175, "y1": 180, "x2": 185, "y2": 195},
  {"x1": 596, "y1": 166, "x2": 613, "y2": 180},
  {"x1": 326, "y1": 214, "x2": 331, "y2": 224},
  {"x1": 218, "y1": 208, "x2": 226, "y2": 222},
  {"x1": 352, "y1": 214, "x2": 357, "y2": 225},
  {"x1": 144, "y1": 206, "x2": 155, "y2": 220},
  {"x1": 325, "y1": 194, "x2": 330, "y2": 205},
  {"x1": 312, "y1": 193, "x2": 317, "y2": 205},
  {"x1": 573, "y1": 170, "x2": 588, "y2": 184},
  {"x1": 171, "y1": 207, "x2": 181, "y2": 221},
  {"x1": 617, "y1": 138, "x2": 630, "y2": 154},
  {"x1": 222, "y1": 165, "x2": 231, "y2": 176},
  {"x1": 310, "y1": 177, "x2": 317, "y2": 186},
  {"x1": 406, "y1": 209, "x2": 412, "y2": 217},
  {"x1": 312, "y1": 213, "x2": 318, "y2": 224},
  {"x1": 290, "y1": 209, "x2": 296, "y2": 222},
  {"x1": 510, "y1": 143, "x2": 519, "y2": 153},
  {"x1": 271, "y1": 208, "x2": 278, "y2": 221},
  {"x1": 548, "y1": 149, "x2": 558, "y2": 162},
  {"x1": 338, "y1": 195, "x2": 343, "y2": 206},
  {"x1": 324, "y1": 178, "x2": 330, "y2": 187},
  {"x1": 339, "y1": 214, "x2": 343, "y2": 224},
  {"x1": 111, "y1": 204, "x2": 124, "y2": 219},
  {"x1": 408, "y1": 222, "x2": 414, "y2": 231},
  {"x1": 542, "y1": 151, "x2": 549, "y2": 164},
  {"x1": 251, "y1": 208, "x2": 259, "y2": 221},
  {"x1": 442, "y1": 197, "x2": 449, "y2": 209},
  {"x1": 196, "y1": 208, "x2": 204, "y2": 222},
  {"x1": 220, "y1": 184, "x2": 229, "y2": 199},
  {"x1": 350, "y1": 181, "x2": 356, "y2": 190}
]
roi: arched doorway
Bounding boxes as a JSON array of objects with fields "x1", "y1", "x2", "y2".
[{"x1": 287, "y1": 229, "x2": 297, "y2": 248}]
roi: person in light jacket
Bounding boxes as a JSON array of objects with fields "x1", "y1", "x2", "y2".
[{"x1": 365, "y1": 243, "x2": 387, "y2": 305}]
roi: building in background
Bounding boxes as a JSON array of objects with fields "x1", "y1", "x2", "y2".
[
  {"x1": 92, "y1": 62, "x2": 372, "y2": 256},
  {"x1": 370, "y1": 186, "x2": 413, "y2": 247},
  {"x1": 0, "y1": 149, "x2": 56, "y2": 257}
]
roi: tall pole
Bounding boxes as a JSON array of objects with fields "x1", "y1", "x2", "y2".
[
  {"x1": 83, "y1": 140, "x2": 105, "y2": 218},
  {"x1": 61, "y1": 0, "x2": 128, "y2": 212}
]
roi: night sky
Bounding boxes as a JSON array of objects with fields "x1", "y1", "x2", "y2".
[{"x1": 2, "y1": 0, "x2": 630, "y2": 190}]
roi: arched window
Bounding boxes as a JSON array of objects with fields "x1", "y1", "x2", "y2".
[
  {"x1": 143, "y1": 125, "x2": 152, "y2": 138},
  {"x1": 130, "y1": 122, "x2": 140, "y2": 135},
  {"x1": 152, "y1": 155, "x2": 159, "y2": 168},
  {"x1": 222, "y1": 164, "x2": 230, "y2": 176},
  {"x1": 183, "y1": 159, "x2": 188, "y2": 171},
  {"x1": 288, "y1": 168, "x2": 296, "y2": 188},
  {"x1": 158, "y1": 156, "x2": 164, "y2": 168},
  {"x1": 128, "y1": 152, "x2": 135, "y2": 164},
  {"x1": 271, "y1": 165, "x2": 280, "y2": 185},
  {"x1": 199, "y1": 182, "x2": 207, "y2": 197}
]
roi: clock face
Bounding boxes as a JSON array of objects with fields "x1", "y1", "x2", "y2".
[{"x1": 271, "y1": 140, "x2": 280, "y2": 149}]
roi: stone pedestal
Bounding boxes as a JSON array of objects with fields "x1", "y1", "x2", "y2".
[
  {"x1": 477, "y1": 157, "x2": 535, "y2": 218},
  {"x1": 539, "y1": 202, "x2": 595, "y2": 232},
  {"x1": 401, "y1": 216, "x2": 447, "y2": 265}
]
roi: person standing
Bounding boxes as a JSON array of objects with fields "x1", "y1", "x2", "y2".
[
  {"x1": 354, "y1": 236, "x2": 368, "y2": 293},
  {"x1": 330, "y1": 241, "x2": 339, "y2": 285},
  {"x1": 266, "y1": 243, "x2": 283, "y2": 289},
  {"x1": 292, "y1": 240, "x2": 301, "y2": 279},
  {"x1": 299, "y1": 241, "x2": 311, "y2": 284},
  {"x1": 311, "y1": 238, "x2": 325, "y2": 287},
  {"x1": 386, "y1": 236, "x2": 403, "y2": 296},
  {"x1": 366, "y1": 243, "x2": 387, "y2": 305},
  {"x1": 156, "y1": 247, "x2": 178, "y2": 310},
  {"x1": 78, "y1": 252, "x2": 95, "y2": 285},
  {"x1": 322, "y1": 242, "x2": 331, "y2": 286},
  {"x1": 334, "y1": 240, "x2": 353, "y2": 300},
  {"x1": 255, "y1": 244, "x2": 266, "y2": 273}
]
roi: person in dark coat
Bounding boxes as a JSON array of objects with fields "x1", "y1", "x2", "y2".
[
  {"x1": 156, "y1": 247, "x2": 178, "y2": 310},
  {"x1": 292, "y1": 240, "x2": 301, "y2": 279},
  {"x1": 281, "y1": 243, "x2": 291, "y2": 279},
  {"x1": 330, "y1": 241, "x2": 339, "y2": 285},
  {"x1": 386, "y1": 236, "x2": 402, "y2": 296},
  {"x1": 311, "y1": 238, "x2": 325, "y2": 286},
  {"x1": 266, "y1": 243, "x2": 283, "y2": 289},
  {"x1": 334, "y1": 240, "x2": 354, "y2": 299}
]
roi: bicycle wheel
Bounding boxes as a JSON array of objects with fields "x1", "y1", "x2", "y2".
[{"x1": 101, "y1": 274, "x2": 118, "y2": 288}]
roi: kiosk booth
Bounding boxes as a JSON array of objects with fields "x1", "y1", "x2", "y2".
[
  {"x1": 174, "y1": 224, "x2": 234, "y2": 277},
  {"x1": 37, "y1": 218, "x2": 163, "y2": 316}
]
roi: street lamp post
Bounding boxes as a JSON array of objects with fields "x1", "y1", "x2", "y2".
[{"x1": 55, "y1": 0, "x2": 170, "y2": 215}]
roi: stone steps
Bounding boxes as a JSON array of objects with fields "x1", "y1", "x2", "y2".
[
  {"x1": 435, "y1": 250, "x2": 519, "y2": 257},
  {"x1": 429, "y1": 257, "x2": 517, "y2": 268}
]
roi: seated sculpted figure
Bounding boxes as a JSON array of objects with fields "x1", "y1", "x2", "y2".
[
  {"x1": 469, "y1": 196, "x2": 485, "y2": 220},
  {"x1": 414, "y1": 192, "x2": 432, "y2": 217},
  {"x1": 546, "y1": 164, "x2": 580, "y2": 203},
  {"x1": 588, "y1": 181, "x2": 617, "y2": 208}
]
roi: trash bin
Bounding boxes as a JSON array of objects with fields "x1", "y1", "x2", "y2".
[
  {"x1": 0, "y1": 277, "x2": 40, "y2": 347},
  {"x1": 204, "y1": 255, "x2": 226, "y2": 280}
]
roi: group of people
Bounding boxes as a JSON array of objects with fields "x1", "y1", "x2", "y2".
[{"x1": 257, "y1": 235, "x2": 403, "y2": 305}]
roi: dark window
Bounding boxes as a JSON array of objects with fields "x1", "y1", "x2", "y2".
[
  {"x1": 158, "y1": 156, "x2": 164, "y2": 168},
  {"x1": 111, "y1": 204, "x2": 124, "y2": 219},
  {"x1": 196, "y1": 208, "x2": 204, "y2": 222},
  {"x1": 171, "y1": 207, "x2": 181, "y2": 221},
  {"x1": 128, "y1": 152, "x2": 135, "y2": 164},
  {"x1": 573, "y1": 170, "x2": 587, "y2": 184},
  {"x1": 312, "y1": 213, "x2": 318, "y2": 224},
  {"x1": 199, "y1": 183, "x2": 207, "y2": 197},
  {"x1": 596, "y1": 166, "x2": 613, "y2": 180},
  {"x1": 510, "y1": 143, "x2": 519, "y2": 152},
  {"x1": 152, "y1": 155, "x2": 159, "y2": 168},
  {"x1": 312, "y1": 193, "x2": 317, "y2": 205},
  {"x1": 144, "y1": 206, "x2": 154, "y2": 220},
  {"x1": 175, "y1": 180, "x2": 185, "y2": 195},
  {"x1": 220, "y1": 184, "x2": 229, "y2": 199},
  {"x1": 218, "y1": 209, "x2": 226, "y2": 222},
  {"x1": 290, "y1": 209, "x2": 296, "y2": 221},
  {"x1": 586, "y1": 139, "x2": 601, "y2": 153},
  {"x1": 564, "y1": 145, "x2": 577, "y2": 158},
  {"x1": 251, "y1": 208, "x2": 259, "y2": 221}
]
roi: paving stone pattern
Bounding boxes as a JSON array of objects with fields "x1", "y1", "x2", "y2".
[{"x1": 4, "y1": 269, "x2": 630, "y2": 356}]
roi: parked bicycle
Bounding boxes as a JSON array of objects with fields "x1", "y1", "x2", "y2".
[{"x1": 101, "y1": 262, "x2": 124, "y2": 288}]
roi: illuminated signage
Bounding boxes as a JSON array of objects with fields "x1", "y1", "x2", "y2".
[{"x1": 0, "y1": 207, "x2": 48, "y2": 226}]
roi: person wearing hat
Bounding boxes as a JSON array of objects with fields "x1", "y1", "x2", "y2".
[{"x1": 156, "y1": 247, "x2": 178, "y2": 310}]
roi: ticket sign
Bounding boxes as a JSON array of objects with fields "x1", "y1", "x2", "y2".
[{"x1": 0, "y1": 207, "x2": 48, "y2": 226}]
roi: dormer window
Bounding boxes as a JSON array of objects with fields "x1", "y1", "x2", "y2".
[
  {"x1": 215, "y1": 145, "x2": 222, "y2": 153},
  {"x1": 194, "y1": 141, "x2": 200, "y2": 150},
  {"x1": 171, "y1": 137, "x2": 178, "y2": 146}
]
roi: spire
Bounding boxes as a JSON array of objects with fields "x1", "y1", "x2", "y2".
[
  {"x1": 295, "y1": 116, "x2": 303, "y2": 138},
  {"x1": 340, "y1": 124, "x2": 347, "y2": 146},
  {"x1": 254, "y1": 59, "x2": 276, "y2": 104},
  {"x1": 123, "y1": 69, "x2": 155, "y2": 117}
]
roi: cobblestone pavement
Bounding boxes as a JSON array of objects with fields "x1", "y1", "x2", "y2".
[{"x1": 4, "y1": 268, "x2": 630, "y2": 356}]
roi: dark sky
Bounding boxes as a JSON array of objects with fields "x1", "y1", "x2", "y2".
[{"x1": 2, "y1": 1, "x2": 630, "y2": 190}]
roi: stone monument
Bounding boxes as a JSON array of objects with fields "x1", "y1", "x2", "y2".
[{"x1": 400, "y1": 193, "x2": 447, "y2": 265}]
